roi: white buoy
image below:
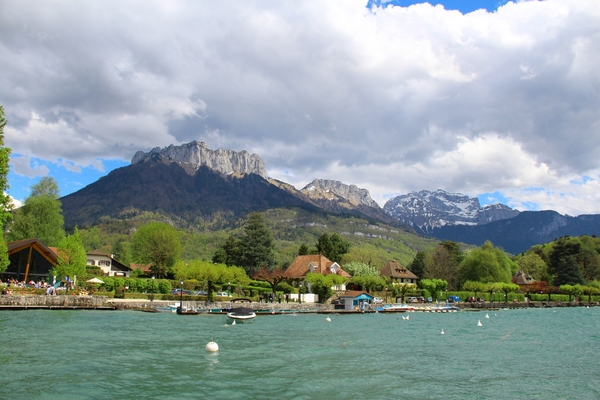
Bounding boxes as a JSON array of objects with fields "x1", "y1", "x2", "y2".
[
  {"x1": 205, "y1": 341, "x2": 219, "y2": 352},
  {"x1": 485, "y1": 314, "x2": 490, "y2": 319},
  {"x1": 231, "y1": 320, "x2": 236, "y2": 326},
  {"x1": 477, "y1": 320, "x2": 483, "y2": 327},
  {"x1": 326, "y1": 317, "x2": 331, "y2": 322},
  {"x1": 441, "y1": 329, "x2": 445, "y2": 335},
  {"x1": 406, "y1": 315, "x2": 409, "y2": 320}
]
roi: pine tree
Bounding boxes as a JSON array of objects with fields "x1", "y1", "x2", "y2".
[{"x1": 237, "y1": 212, "x2": 275, "y2": 275}]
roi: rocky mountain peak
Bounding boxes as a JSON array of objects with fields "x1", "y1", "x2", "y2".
[
  {"x1": 383, "y1": 189, "x2": 520, "y2": 231},
  {"x1": 301, "y1": 179, "x2": 380, "y2": 209},
  {"x1": 131, "y1": 140, "x2": 267, "y2": 178}
]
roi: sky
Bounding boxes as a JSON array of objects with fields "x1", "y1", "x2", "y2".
[{"x1": 1, "y1": 0, "x2": 599, "y2": 216}]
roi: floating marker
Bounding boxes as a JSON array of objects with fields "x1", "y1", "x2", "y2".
[
  {"x1": 205, "y1": 341, "x2": 219, "y2": 352},
  {"x1": 477, "y1": 320, "x2": 483, "y2": 327},
  {"x1": 326, "y1": 317, "x2": 331, "y2": 322},
  {"x1": 485, "y1": 314, "x2": 490, "y2": 319},
  {"x1": 441, "y1": 329, "x2": 445, "y2": 335}
]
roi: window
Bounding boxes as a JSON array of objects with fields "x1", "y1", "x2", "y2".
[{"x1": 87, "y1": 260, "x2": 95, "y2": 266}]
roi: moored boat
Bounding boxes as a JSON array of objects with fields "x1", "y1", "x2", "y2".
[{"x1": 226, "y1": 307, "x2": 256, "y2": 324}]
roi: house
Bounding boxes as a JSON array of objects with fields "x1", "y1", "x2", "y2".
[
  {"x1": 3, "y1": 239, "x2": 59, "y2": 282},
  {"x1": 130, "y1": 262, "x2": 152, "y2": 275},
  {"x1": 380, "y1": 260, "x2": 419, "y2": 285},
  {"x1": 338, "y1": 291, "x2": 375, "y2": 311},
  {"x1": 284, "y1": 254, "x2": 351, "y2": 289},
  {"x1": 283, "y1": 254, "x2": 352, "y2": 302},
  {"x1": 512, "y1": 270, "x2": 536, "y2": 285},
  {"x1": 86, "y1": 250, "x2": 131, "y2": 277}
]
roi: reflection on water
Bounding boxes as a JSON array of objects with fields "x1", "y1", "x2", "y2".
[{"x1": 1, "y1": 308, "x2": 599, "y2": 399}]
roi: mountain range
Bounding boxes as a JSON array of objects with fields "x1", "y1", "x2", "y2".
[{"x1": 60, "y1": 141, "x2": 600, "y2": 254}]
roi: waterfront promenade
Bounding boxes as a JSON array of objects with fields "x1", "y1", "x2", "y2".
[{"x1": 0, "y1": 295, "x2": 597, "y2": 312}]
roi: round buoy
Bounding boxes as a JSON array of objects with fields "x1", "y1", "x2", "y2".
[
  {"x1": 205, "y1": 341, "x2": 219, "y2": 352},
  {"x1": 441, "y1": 329, "x2": 445, "y2": 335},
  {"x1": 326, "y1": 317, "x2": 331, "y2": 322}
]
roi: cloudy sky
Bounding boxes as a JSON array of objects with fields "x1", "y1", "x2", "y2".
[{"x1": 1, "y1": 0, "x2": 599, "y2": 216}]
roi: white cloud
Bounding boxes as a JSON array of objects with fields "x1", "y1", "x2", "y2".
[
  {"x1": 1, "y1": 0, "x2": 599, "y2": 215},
  {"x1": 10, "y1": 155, "x2": 50, "y2": 178}
]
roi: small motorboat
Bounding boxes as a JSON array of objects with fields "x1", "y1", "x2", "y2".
[
  {"x1": 226, "y1": 307, "x2": 256, "y2": 324},
  {"x1": 176, "y1": 306, "x2": 200, "y2": 315}
]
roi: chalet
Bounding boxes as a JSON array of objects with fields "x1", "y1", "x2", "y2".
[
  {"x1": 380, "y1": 260, "x2": 419, "y2": 285},
  {"x1": 3, "y1": 239, "x2": 58, "y2": 282},
  {"x1": 512, "y1": 270, "x2": 536, "y2": 285},
  {"x1": 86, "y1": 250, "x2": 131, "y2": 277},
  {"x1": 284, "y1": 254, "x2": 351, "y2": 288}
]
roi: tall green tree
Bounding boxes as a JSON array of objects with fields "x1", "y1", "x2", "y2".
[
  {"x1": 297, "y1": 243, "x2": 310, "y2": 256},
  {"x1": 236, "y1": 212, "x2": 275, "y2": 275},
  {"x1": 343, "y1": 261, "x2": 380, "y2": 277},
  {"x1": 516, "y1": 252, "x2": 548, "y2": 282},
  {"x1": 316, "y1": 233, "x2": 350, "y2": 263},
  {"x1": 424, "y1": 244, "x2": 460, "y2": 290},
  {"x1": 458, "y1": 241, "x2": 515, "y2": 285},
  {"x1": 549, "y1": 238, "x2": 584, "y2": 285},
  {"x1": 8, "y1": 177, "x2": 65, "y2": 246},
  {"x1": 52, "y1": 227, "x2": 87, "y2": 282},
  {"x1": 408, "y1": 251, "x2": 426, "y2": 278},
  {"x1": 132, "y1": 222, "x2": 182, "y2": 278},
  {"x1": 0, "y1": 106, "x2": 12, "y2": 229},
  {"x1": 420, "y1": 278, "x2": 448, "y2": 302}
]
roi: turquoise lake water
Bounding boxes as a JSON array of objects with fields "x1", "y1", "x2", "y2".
[{"x1": 1, "y1": 307, "x2": 599, "y2": 399}]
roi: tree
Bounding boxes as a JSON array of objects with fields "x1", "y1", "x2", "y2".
[
  {"x1": 351, "y1": 275, "x2": 386, "y2": 293},
  {"x1": 304, "y1": 272, "x2": 346, "y2": 303},
  {"x1": 0, "y1": 106, "x2": 13, "y2": 229},
  {"x1": 297, "y1": 243, "x2": 310, "y2": 256},
  {"x1": 253, "y1": 267, "x2": 289, "y2": 297},
  {"x1": 132, "y1": 222, "x2": 182, "y2": 278},
  {"x1": 391, "y1": 283, "x2": 415, "y2": 304},
  {"x1": 213, "y1": 235, "x2": 239, "y2": 266},
  {"x1": 486, "y1": 282, "x2": 505, "y2": 303},
  {"x1": 173, "y1": 259, "x2": 248, "y2": 300},
  {"x1": 341, "y1": 244, "x2": 383, "y2": 267},
  {"x1": 420, "y1": 278, "x2": 448, "y2": 302},
  {"x1": 316, "y1": 233, "x2": 350, "y2": 263},
  {"x1": 499, "y1": 282, "x2": 520, "y2": 302},
  {"x1": 342, "y1": 261, "x2": 380, "y2": 277},
  {"x1": 424, "y1": 245, "x2": 460, "y2": 290},
  {"x1": 517, "y1": 252, "x2": 548, "y2": 282},
  {"x1": 548, "y1": 238, "x2": 584, "y2": 286},
  {"x1": 463, "y1": 280, "x2": 487, "y2": 298},
  {"x1": 458, "y1": 241, "x2": 515, "y2": 285},
  {"x1": 408, "y1": 251, "x2": 426, "y2": 279},
  {"x1": 52, "y1": 227, "x2": 87, "y2": 283},
  {"x1": 236, "y1": 212, "x2": 276, "y2": 275},
  {"x1": 8, "y1": 177, "x2": 65, "y2": 246},
  {"x1": 559, "y1": 284, "x2": 582, "y2": 302}
]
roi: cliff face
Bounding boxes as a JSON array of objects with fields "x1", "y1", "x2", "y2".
[
  {"x1": 131, "y1": 140, "x2": 267, "y2": 179},
  {"x1": 301, "y1": 179, "x2": 380, "y2": 208}
]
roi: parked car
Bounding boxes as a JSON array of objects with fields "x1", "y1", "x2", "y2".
[
  {"x1": 170, "y1": 289, "x2": 193, "y2": 295},
  {"x1": 216, "y1": 291, "x2": 231, "y2": 297},
  {"x1": 195, "y1": 290, "x2": 208, "y2": 295},
  {"x1": 447, "y1": 295, "x2": 461, "y2": 303},
  {"x1": 373, "y1": 297, "x2": 384, "y2": 304}
]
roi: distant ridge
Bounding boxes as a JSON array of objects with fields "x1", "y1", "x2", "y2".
[{"x1": 131, "y1": 140, "x2": 267, "y2": 178}]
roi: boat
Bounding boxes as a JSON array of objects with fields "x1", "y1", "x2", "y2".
[
  {"x1": 382, "y1": 304, "x2": 415, "y2": 312},
  {"x1": 176, "y1": 306, "x2": 200, "y2": 315},
  {"x1": 226, "y1": 307, "x2": 256, "y2": 324},
  {"x1": 154, "y1": 304, "x2": 180, "y2": 313}
]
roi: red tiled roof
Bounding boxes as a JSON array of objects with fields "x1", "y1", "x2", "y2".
[{"x1": 284, "y1": 254, "x2": 351, "y2": 278}]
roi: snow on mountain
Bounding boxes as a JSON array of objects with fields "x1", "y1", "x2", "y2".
[{"x1": 383, "y1": 189, "x2": 520, "y2": 232}]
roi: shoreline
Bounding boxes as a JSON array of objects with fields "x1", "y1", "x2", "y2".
[{"x1": 1, "y1": 295, "x2": 597, "y2": 312}]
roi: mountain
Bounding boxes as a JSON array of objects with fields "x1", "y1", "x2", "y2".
[
  {"x1": 61, "y1": 144, "x2": 409, "y2": 231},
  {"x1": 131, "y1": 140, "x2": 267, "y2": 178},
  {"x1": 61, "y1": 154, "x2": 316, "y2": 229},
  {"x1": 427, "y1": 211, "x2": 600, "y2": 254},
  {"x1": 383, "y1": 189, "x2": 520, "y2": 232}
]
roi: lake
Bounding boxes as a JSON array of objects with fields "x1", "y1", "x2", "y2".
[{"x1": 1, "y1": 307, "x2": 599, "y2": 399}]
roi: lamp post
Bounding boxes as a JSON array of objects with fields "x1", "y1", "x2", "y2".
[
  {"x1": 298, "y1": 283, "x2": 302, "y2": 304},
  {"x1": 179, "y1": 279, "x2": 184, "y2": 312}
]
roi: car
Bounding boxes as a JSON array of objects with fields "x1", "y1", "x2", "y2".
[
  {"x1": 447, "y1": 295, "x2": 461, "y2": 303},
  {"x1": 373, "y1": 297, "x2": 384, "y2": 304},
  {"x1": 195, "y1": 290, "x2": 208, "y2": 295},
  {"x1": 216, "y1": 291, "x2": 231, "y2": 297},
  {"x1": 170, "y1": 289, "x2": 193, "y2": 295}
]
